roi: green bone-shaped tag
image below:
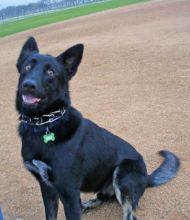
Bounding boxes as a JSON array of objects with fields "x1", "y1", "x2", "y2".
[{"x1": 43, "y1": 132, "x2": 55, "y2": 144}]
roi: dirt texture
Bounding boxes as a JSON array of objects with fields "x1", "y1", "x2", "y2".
[{"x1": 0, "y1": 0, "x2": 190, "y2": 219}]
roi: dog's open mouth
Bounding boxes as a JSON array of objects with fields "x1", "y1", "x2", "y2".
[{"x1": 22, "y1": 95, "x2": 41, "y2": 105}]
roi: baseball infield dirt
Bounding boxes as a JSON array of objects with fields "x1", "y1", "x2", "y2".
[{"x1": 0, "y1": 0, "x2": 190, "y2": 219}]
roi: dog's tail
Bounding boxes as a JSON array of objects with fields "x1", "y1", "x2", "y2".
[{"x1": 146, "y1": 150, "x2": 180, "y2": 188}]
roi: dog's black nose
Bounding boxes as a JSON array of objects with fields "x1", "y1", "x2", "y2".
[{"x1": 22, "y1": 79, "x2": 37, "y2": 91}]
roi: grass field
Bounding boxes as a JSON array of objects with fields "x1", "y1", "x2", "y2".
[{"x1": 0, "y1": 0, "x2": 148, "y2": 38}]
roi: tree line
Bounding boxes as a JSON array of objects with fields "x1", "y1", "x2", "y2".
[{"x1": 0, "y1": 0, "x2": 103, "y2": 21}]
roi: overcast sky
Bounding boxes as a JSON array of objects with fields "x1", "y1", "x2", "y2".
[{"x1": 0, "y1": 0, "x2": 39, "y2": 9}]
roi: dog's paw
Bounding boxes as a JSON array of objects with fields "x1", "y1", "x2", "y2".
[
  {"x1": 82, "y1": 198, "x2": 103, "y2": 213},
  {"x1": 32, "y1": 160, "x2": 51, "y2": 171},
  {"x1": 127, "y1": 215, "x2": 137, "y2": 220},
  {"x1": 32, "y1": 160, "x2": 52, "y2": 186},
  {"x1": 24, "y1": 161, "x2": 39, "y2": 173}
]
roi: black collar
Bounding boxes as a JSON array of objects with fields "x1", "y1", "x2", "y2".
[{"x1": 20, "y1": 108, "x2": 66, "y2": 126}]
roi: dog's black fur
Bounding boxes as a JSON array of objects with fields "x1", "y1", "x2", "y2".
[{"x1": 16, "y1": 37, "x2": 180, "y2": 220}]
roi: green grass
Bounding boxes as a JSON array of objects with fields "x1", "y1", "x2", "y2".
[{"x1": 0, "y1": 0, "x2": 148, "y2": 38}]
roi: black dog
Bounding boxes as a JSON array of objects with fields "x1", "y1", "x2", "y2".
[{"x1": 16, "y1": 37, "x2": 180, "y2": 220}]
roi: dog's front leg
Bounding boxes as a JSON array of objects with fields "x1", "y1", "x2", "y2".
[
  {"x1": 58, "y1": 187, "x2": 81, "y2": 220},
  {"x1": 39, "y1": 180, "x2": 59, "y2": 220},
  {"x1": 24, "y1": 161, "x2": 59, "y2": 220}
]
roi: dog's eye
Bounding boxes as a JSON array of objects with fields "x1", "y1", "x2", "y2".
[
  {"x1": 24, "y1": 64, "x2": 31, "y2": 72},
  {"x1": 47, "y1": 69, "x2": 54, "y2": 77}
]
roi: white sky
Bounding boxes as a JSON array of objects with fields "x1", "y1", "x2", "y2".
[{"x1": 0, "y1": 0, "x2": 39, "y2": 9}]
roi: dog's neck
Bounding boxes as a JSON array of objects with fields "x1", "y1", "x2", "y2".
[
  {"x1": 20, "y1": 107, "x2": 66, "y2": 127},
  {"x1": 19, "y1": 106, "x2": 83, "y2": 144}
]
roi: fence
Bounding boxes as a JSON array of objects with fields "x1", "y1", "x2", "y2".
[{"x1": 0, "y1": 0, "x2": 107, "y2": 24}]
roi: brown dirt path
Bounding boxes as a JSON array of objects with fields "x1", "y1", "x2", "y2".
[{"x1": 0, "y1": 0, "x2": 190, "y2": 219}]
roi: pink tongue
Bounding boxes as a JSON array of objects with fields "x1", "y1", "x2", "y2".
[{"x1": 22, "y1": 95, "x2": 41, "y2": 104}]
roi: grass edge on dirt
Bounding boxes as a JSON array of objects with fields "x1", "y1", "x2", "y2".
[{"x1": 0, "y1": 0, "x2": 148, "y2": 38}]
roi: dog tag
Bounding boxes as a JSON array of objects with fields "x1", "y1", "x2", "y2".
[{"x1": 43, "y1": 132, "x2": 55, "y2": 143}]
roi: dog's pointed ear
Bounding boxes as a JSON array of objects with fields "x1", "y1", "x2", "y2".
[
  {"x1": 17, "y1": 36, "x2": 39, "y2": 72},
  {"x1": 57, "y1": 44, "x2": 84, "y2": 80}
]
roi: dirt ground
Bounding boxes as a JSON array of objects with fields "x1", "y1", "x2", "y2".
[{"x1": 0, "y1": 0, "x2": 190, "y2": 219}]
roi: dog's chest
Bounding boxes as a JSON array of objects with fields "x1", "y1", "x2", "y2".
[{"x1": 21, "y1": 131, "x2": 51, "y2": 162}]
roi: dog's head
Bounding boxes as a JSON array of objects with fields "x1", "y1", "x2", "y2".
[{"x1": 16, "y1": 37, "x2": 84, "y2": 116}]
